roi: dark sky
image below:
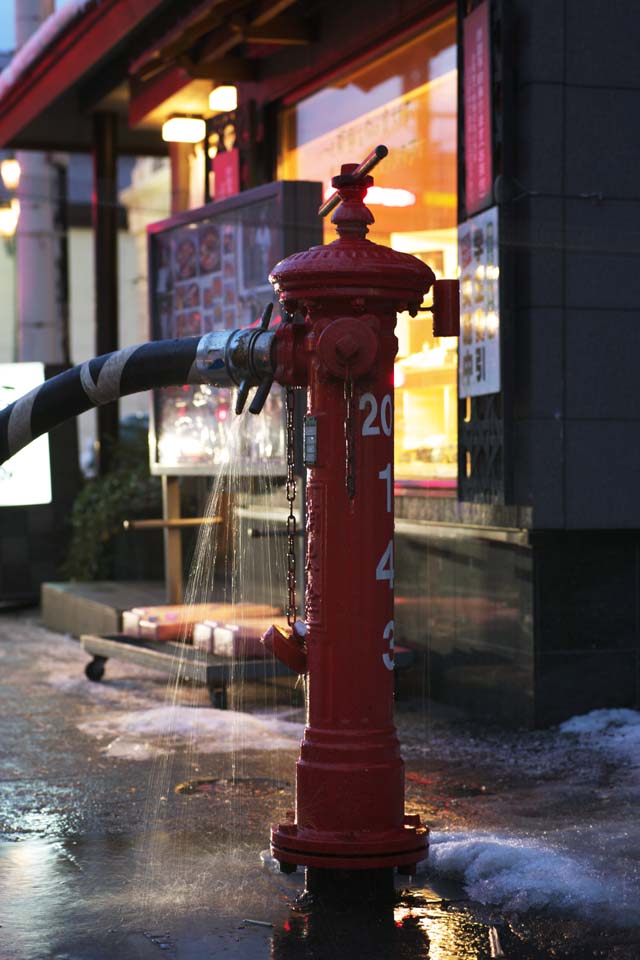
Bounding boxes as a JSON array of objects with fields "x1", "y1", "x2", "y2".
[{"x1": 0, "y1": 1, "x2": 76, "y2": 53}]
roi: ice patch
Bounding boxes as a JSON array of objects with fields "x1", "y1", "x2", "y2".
[
  {"x1": 559, "y1": 708, "x2": 640, "y2": 765},
  {"x1": 425, "y1": 830, "x2": 635, "y2": 923},
  {"x1": 78, "y1": 705, "x2": 304, "y2": 759}
]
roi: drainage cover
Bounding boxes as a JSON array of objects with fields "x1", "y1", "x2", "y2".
[{"x1": 175, "y1": 777, "x2": 290, "y2": 796}]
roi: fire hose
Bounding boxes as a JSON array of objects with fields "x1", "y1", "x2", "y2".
[{"x1": 0, "y1": 319, "x2": 277, "y2": 466}]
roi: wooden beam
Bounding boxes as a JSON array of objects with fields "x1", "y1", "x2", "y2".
[
  {"x1": 130, "y1": 0, "x2": 245, "y2": 82},
  {"x1": 0, "y1": 0, "x2": 163, "y2": 149},
  {"x1": 244, "y1": 14, "x2": 312, "y2": 45},
  {"x1": 251, "y1": 0, "x2": 297, "y2": 27},
  {"x1": 179, "y1": 54, "x2": 257, "y2": 82},
  {"x1": 191, "y1": 24, "x2": 244, "y2": 64},
  {"x1": 129, "y1": 65, "x2": 194, "y2": 126}
]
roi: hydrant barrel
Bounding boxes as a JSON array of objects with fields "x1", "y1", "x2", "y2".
[{"x1": 269, "y1": 159, "x2": 440, "y2": 878}]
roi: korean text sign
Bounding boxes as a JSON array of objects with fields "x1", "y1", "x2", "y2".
[
  {"x1": 458, "y1": 206, "x2": 500, "y2": 398},
  {"x1": 463, "y1": 0, "x2": 493, "y2": 216}
]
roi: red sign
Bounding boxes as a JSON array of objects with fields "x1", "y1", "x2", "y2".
[
  {"x1": 463, "y1": 1, "x2": 493, "y2": 215},
  {"x1": 213, "y1": 148, "x2": 240, "y2": 200}
]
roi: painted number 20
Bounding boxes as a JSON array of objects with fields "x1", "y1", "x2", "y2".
[{"x1": 360, "y1": 393, "x2": 392, "y2": 436}]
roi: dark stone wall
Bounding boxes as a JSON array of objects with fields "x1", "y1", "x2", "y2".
[{"x1": 509, "y1": 1, "x2": 640, "y2": 529}]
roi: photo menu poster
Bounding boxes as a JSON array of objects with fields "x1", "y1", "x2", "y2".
[
  {"x1": 458, "y1": 205, "x2": 500, "y2": 398},
  {"x1": 150, "y1": 194, "x2": 286, "y2": 474}
]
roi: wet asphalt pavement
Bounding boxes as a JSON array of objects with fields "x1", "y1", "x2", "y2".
[{"x1": 1, "y1": 610, "x2": 640, "y2": 959}]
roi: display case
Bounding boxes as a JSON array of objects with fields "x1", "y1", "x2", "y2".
[
  {"x1": 278, "y1": 16, "x2": 459, "y2": 489},
  {"x1": 147, "y1": 180, "x2": 322, "y2": 476}
]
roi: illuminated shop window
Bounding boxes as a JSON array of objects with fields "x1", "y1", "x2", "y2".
[{"x1": 278, "y1": 17, "x2": 458, "y2": 487}]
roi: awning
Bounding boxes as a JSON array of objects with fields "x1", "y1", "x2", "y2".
[
  {"x1": 0, "y1": 0, "x2": 169, "y2": 153},
  {"x1": 0, "y1": 0, "x2": 310, "y2": 154}
]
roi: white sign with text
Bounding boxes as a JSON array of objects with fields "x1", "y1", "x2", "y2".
[{"x1": 458, "y1": 206, "x2": 500, "y2": 397}]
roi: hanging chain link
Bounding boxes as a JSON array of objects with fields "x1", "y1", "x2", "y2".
[
  {"x1": 344, "y1": 373, "x2": 356, "y2": 499},
  {"x1": 285, "y1": 385, "x2": 298, "y2": 626}
]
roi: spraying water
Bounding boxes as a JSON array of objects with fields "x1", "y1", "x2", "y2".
[{"x1": 133, "y1": 408, "x2": 304, "y2": 918}]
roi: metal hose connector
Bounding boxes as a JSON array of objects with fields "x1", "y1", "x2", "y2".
[{"x1": 0, "y1": 328, "x2": 277, "y2": 465}]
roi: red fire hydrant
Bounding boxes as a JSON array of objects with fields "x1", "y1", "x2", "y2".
[{"x1": 265, "y1": 150, "x2": 459, "y2": 896}]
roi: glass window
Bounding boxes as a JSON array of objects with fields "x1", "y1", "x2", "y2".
[{"x1": 278, "y1": 16, "x2": 458, "y2": 488}]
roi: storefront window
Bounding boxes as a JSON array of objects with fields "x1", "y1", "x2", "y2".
[{"x1": 278, "y1": 17, "x2": 458, "y2": 488}]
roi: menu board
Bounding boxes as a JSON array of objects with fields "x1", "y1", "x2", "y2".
[
  {"x1": 458, "y1": 205, "x2": 500, "y2": 398},
  {"x1": 148, "y1": 181, "x2": 322, "y2": 475}
]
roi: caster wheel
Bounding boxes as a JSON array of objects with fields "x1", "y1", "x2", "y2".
[
  {"x1": 279, "y1": 861, "x2": 297, "y2": 875},
  {"x1": 85, "y1": 656, "x2": 106, "y2": 682}
]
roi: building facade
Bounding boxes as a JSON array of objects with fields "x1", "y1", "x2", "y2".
[{"x1": 0, "y1": 0, "x2": 638, "y2": 724}]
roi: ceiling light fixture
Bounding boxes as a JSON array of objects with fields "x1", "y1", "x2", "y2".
[
  {"x1": 209, "y1": 85, "x2": 238, "y2": 113},
  {"x1": 162, "y1": 116, "x2": 206, "y2": 144}
]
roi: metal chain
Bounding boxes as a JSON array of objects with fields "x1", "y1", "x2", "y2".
[
  {"x1": 344, "y1": 373, "x2": 356, "y2": 499},
  {"x1": 285, "y1": 385, "x2": 298, "y2": 626}
]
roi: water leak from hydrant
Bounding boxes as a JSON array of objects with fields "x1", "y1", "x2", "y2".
[{"x1": 133, "y1": 414, "x2": 299, "y2": 915}]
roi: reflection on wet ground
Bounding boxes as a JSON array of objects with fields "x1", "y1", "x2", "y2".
[
  {"x1": 0, "y1": 828, "x2": 503, "y2": 960},
  {"x1": 2, "y1": 612, "x2": 640, "y2": 958},
  {"x1": 2, "y1": 824, "x2": 635, "y2": 959}
]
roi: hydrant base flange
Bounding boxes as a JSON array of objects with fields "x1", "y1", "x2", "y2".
[{"x1": 271, "y1": 817, "x2": 428, "y2": 871}]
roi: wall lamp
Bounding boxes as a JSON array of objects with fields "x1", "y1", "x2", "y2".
[
  {"x1": 0, "y1": 158, "x2": 21, "y2": 191},
  {"x1": 208, "y1": 85, "x2": 237, "y2": 113},
  {"x1": 161, "y1": 116, "x2": 206, "y2": 144},
  {"x1": 0, "y1": 199, "x2": 20, "y2": 247}
]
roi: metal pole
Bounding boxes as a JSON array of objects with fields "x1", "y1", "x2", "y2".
[
  {"x1": 162, "y1": 141, "x2": 193, "y2": 602},
  {"x1": 92, "y1": 111, "x2": 119, "y2": 475}
]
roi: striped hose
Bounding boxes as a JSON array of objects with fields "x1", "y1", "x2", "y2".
[{"x1": 0, "y1": 334, "x2": 239, "y2": 465}]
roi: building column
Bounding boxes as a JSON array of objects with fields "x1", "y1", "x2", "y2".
[{"x1": 92, "y1": 111, "x2": 119, "y2": 475}]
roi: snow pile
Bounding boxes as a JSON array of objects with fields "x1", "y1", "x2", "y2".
[
  {"x1": 559, "y1": 708, "x2": 640, "y2": 765},
  {"x1": 426, "y1": 830, "x2": 633, "y2": 923},
  {"x1": 47, "y1": 666, "x2": 160, "y2": 709},
  {"x1": 78, "y1": 705, "x2": 304, "y2": 760}
]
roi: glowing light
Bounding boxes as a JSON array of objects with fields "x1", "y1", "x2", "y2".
[
  {"x1": 209, "y1": 85, "x2": 238, "y2": 112},
  {"x1": 473, "y1": 309, "x2": 485, "y2": 337},
  {"x1": 322, "y1": 182, "x2": 416, "y2": 207},
  {"x1": 0, "y1": 198, "x2": 20, "y2": 238},
  {"x1": 0, "y1": 158, "x2": 20, "y2": 190},
  {"x1": 365, "y1": 185, "x2": 416, "y2": 207},
  {"x1": 394, "y1": 365, "x2": 406, "y2": 388},
  {"x1": 0, "y1": 363, "x2": 51, "y2": 505},
  {"x1": 162, "y1": 116, "x2": 206, "y2": 143}
]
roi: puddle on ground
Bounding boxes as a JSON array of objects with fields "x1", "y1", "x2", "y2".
[{"x1": 0, "y1": 831, "x2": 581, "y2": 960}]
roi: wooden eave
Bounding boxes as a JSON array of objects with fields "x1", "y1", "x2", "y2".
[
  {"x1": 0, "y1": 0, "x2": 169, "y2": 152},
  {"x1": 128, "y1": 0, "x2": 312, "y2": 126}
]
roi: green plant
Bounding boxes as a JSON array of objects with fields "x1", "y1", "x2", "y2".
[{"x1": 64, "y1": 441, "x2": 161, "y2": 581}]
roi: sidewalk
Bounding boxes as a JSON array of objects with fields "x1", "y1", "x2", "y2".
[{"x1": 0, "y1": 609, "x2": 638, "y2": 958}]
